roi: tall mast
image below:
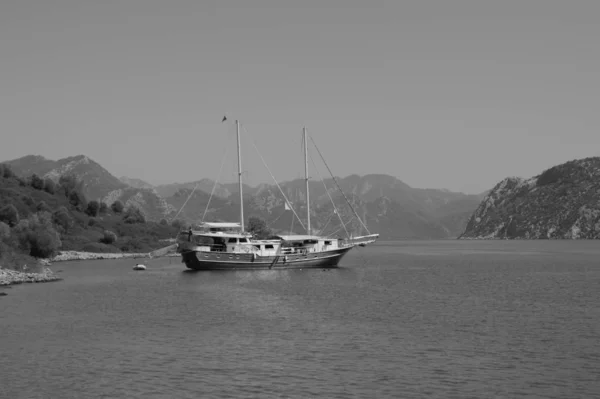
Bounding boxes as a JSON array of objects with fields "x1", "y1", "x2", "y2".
[
  {"x1": 236, "y1": 120, "x2": 244, "y2": 232},
  {"x1": 303, "y1": 127, "x2": 310, "y2": 236}
]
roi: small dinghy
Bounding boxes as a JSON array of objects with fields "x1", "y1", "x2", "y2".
[{"x1": 133, "y1": 264, "x2": 146, "y2": 271}]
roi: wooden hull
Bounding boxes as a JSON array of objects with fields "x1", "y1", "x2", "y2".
[{"x1": 181, "y1": 246, "x2": 353, "y2": 270}]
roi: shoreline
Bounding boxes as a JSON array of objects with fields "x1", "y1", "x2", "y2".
[
  {"x1": 50, "y1": 250, "x2": 179, "y2": 262},
  {"x1": 0, "y1": 267, "x2": 61, "y2": 287}
]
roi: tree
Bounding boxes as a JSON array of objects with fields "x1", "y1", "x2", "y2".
[
  {"x1": 68, "y1": 190, "x2": 87, "y2": 211},
  {"x1": 100, "y1": 230, "x2": 117, "y2": 244},
  {"x1": 0, "y1": 204, "x2": 19, "y2": 227},
  {"x1": 30, "y1": 174, "x2": 44, "y2": 190},
  {"x1": 248, "y1": 216, "x2": 272, "y2": 239},
  {"x1": 159, "y1": 218, "x2": 168, "y2": 226},
  {"x1": 111, "y1": 200, "x2": 124, "y2": 213},
  {"x1": 13, "y1": 212, "x2": 61, "y2": 258},
  {"x1": 86, "y1": 200, "x2": 100, "y2": 217},
  {"x1": 59, "y1": 174, "x2": 83, "y2": 196},
  {"x1": 52, "y1": 206, "x2": 72, "y2": 233}
]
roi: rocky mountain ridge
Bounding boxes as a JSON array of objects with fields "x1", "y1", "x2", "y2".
[
  {"x1": 3, "y1": 154, "x2": 485, "y2": 239},
  {"x1": 460, "y1": 157, "x2": 600, "y2": 239}
]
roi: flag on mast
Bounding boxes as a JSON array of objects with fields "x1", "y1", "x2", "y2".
[
  {"x1": 222, "y1": 116, "x2": 227, "y2": 122},
  {"x1": 284, "y1": 202, "x2": 291, "y2": 211}
]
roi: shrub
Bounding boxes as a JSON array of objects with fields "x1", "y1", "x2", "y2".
[
  {"x1": 119, "y1": 237, "x2": 146, "y2": 252},
  {"x1": 0, "y1": 204, "x2": 19, "y2": 227},
  {"x1": 160, "y1": 218, "x2": 168, "y2": 226},
  {"x1": 68, "y1": 190, "x2": 87, "y2": 212},
  {"x1": 538, "y1": 166, "x2": 562, "y2": 186},
  {"x1": 52, "y1": 207, "x2": 73, "y2": 233},
  {"x1": 43, "y1": 178, "x2": 56, "y2": 194},
  {"x1": 171, "y1": 219, "x2": 184, "y2": 229},
  {"x1": 21, "y1": 195, "x2": 34, "y2": 206},
  {"x1": 70, "y1": 212, "x2": 88, "y2": 229},
  {"x1": 12, "y1": 213, "x2": 62, "y2": 258},
  {"x1": 0, "y1": 221, "x2": 10, "y2": 241},
  {"x1": 86, "y1": 200, "x2": 100, "y2": 217},
  {"x1": 0, "y1": 241, "x2": 40, "y2": 272},
  {"x1": 30, "y1": 174, "x2": 44, "y2": 190},
  {"x1": 81, "y1": 242, "x2": 120, "y2": 253},
  {"x1": 36, "y1": 201, "x2": 51, "y2": 213},
  {"x1": 123, "y1": 206, "x2": 146, "y2": 224},
  {"x1": 99, "y1": 202, "x2": 108, "y2": 214},
  {"x1": 111, "y1": 200, "x2": 124, "y2": 213},
  {"x1": 59, "y1": 174, "x2": 84, "y2": 196},
  {"x1": 0, "y1": 163, "x2": 15, "y2": 178},
  {"x1": 100, "y1": 230, "x2": 117, "y2": 245},
  {"x1": 248, "y1": 216, "x2": 272, "y2": 239}
]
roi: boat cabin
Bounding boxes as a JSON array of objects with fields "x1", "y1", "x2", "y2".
[
  {"x1": 275, "y1": 235, "x2": 340, "y2": 254},
  {"x1": 197, "y1": 222, "x2": 244, "y2": 233},
  {"x1": 176, "y1": 224, "x2": 343, "y2": 256}
]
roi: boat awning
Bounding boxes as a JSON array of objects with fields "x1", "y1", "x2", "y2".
[
  {"x1": 189, "y1": 231, "x2": 251, "y2": 239},
  {"x1": 275, "y1": 235, "x2": 329, "y2": 242},
  {"x1": 199, "y1": 222, "x2": 241, "y2": 228}
]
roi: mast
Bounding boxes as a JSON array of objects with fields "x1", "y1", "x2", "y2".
[
  {"x1": 236, "y1": 120, "x2": 244, "y2": 232},
  {"x1": 303, "y1": 127, "x2": 310, "y2": 236}
]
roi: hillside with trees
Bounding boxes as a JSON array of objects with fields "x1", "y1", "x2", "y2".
[
  {"x1": 460, "y1": 157, "x2": 600, "y2": 239},
  {"x1": 0, "y1": 163, "x2": 181, "y2": 272}
]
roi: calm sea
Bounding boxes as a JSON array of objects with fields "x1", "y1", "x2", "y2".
[{"x1": 1, "y1": 240, "x2": 599, "y2": 398}]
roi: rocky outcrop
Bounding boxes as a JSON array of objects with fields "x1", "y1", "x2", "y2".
[
  {"x1": 0, "y1": 267, "x2": 61, "y2": 286},
  {"x1": 460, "y1": 157, "x2": 600, "y2": 239}
]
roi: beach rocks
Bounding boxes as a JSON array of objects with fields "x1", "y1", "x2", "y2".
[
  {"x1": 50, "y1": 251, "x2": 149, "y2": 262},
  {"x1": 0, "y1": 267, "x2": 61, "y2": 286}
]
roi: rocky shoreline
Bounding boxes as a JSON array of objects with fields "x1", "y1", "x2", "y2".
[
  {"x1": 50, "y1": 250, "x2": 179, "y2": 262},
  {"x1": 0, "y1": 267, "x2": 61, "y2": 287},
  {"x1": 51, "y1": 251, "x2": 149, "y2": 262},
  {"x1": 0, "y1": 250, "x2": 179, "y2": 289}
]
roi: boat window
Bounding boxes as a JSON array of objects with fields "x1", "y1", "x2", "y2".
[
  {"x1": 253, "y1": 245, "x2": 261, "y2": 250},
  {"x1": 265, "y1": 244, "x2": 274, "y2": 249},
  {"x1": 195, "y1": 236, "x2": 214, "y2": 245},
  {"x1": 324, "y1": 240, "x2": 332, "y2": 245},
  {"x1": 227, "y1": 238, "x2": 238, "y2": 243},
  {"x1": 239, "y1": 238, "x2": 248, "y2": 243}
]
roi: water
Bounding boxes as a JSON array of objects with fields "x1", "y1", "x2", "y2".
[{"x1": 1, "y1": 240, "x2": 599, "y2": 398}]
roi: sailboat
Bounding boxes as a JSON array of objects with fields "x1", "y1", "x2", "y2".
[{"x1": 175, "y1": 120, "x2": 379, "y2": 270}]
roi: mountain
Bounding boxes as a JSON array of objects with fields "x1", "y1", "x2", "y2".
[
  {"x1": 3, "y1": 154, "x2": 484, "y2": 238},
  {"x1": 154, "y1": 179, "x2": 257, "y2": 199},
  {"x1": 119, "y1": 176, "x2": 154, "y2": 189},
  {"x1": 1, "y1": 155, "x2": 57, "y2": 177},
  {"x1": 4, "y1": 155, "x2": 127, "y2": 200},
  {"x1": 460, "y1": 157, "x2": 600, "y2": 239},
  {"x1": 3, "y1": 155, "x2": 172, "y2": 221}
]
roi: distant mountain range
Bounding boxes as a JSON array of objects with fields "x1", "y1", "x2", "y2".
[
  {"x1": 2, "y1": 154, "x2": 487, "y2": 239},
  {"x1": 460, "y1": 157, "x2": 600, "y2": 239}
]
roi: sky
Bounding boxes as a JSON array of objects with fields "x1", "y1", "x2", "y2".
[{"x1": 1, "y1": 0, "x2": 599, "y2": 194}]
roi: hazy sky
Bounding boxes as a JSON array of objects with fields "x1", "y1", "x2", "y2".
[{"x1": 1, "y1": 0, "x2": 599, "y2": 194}]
